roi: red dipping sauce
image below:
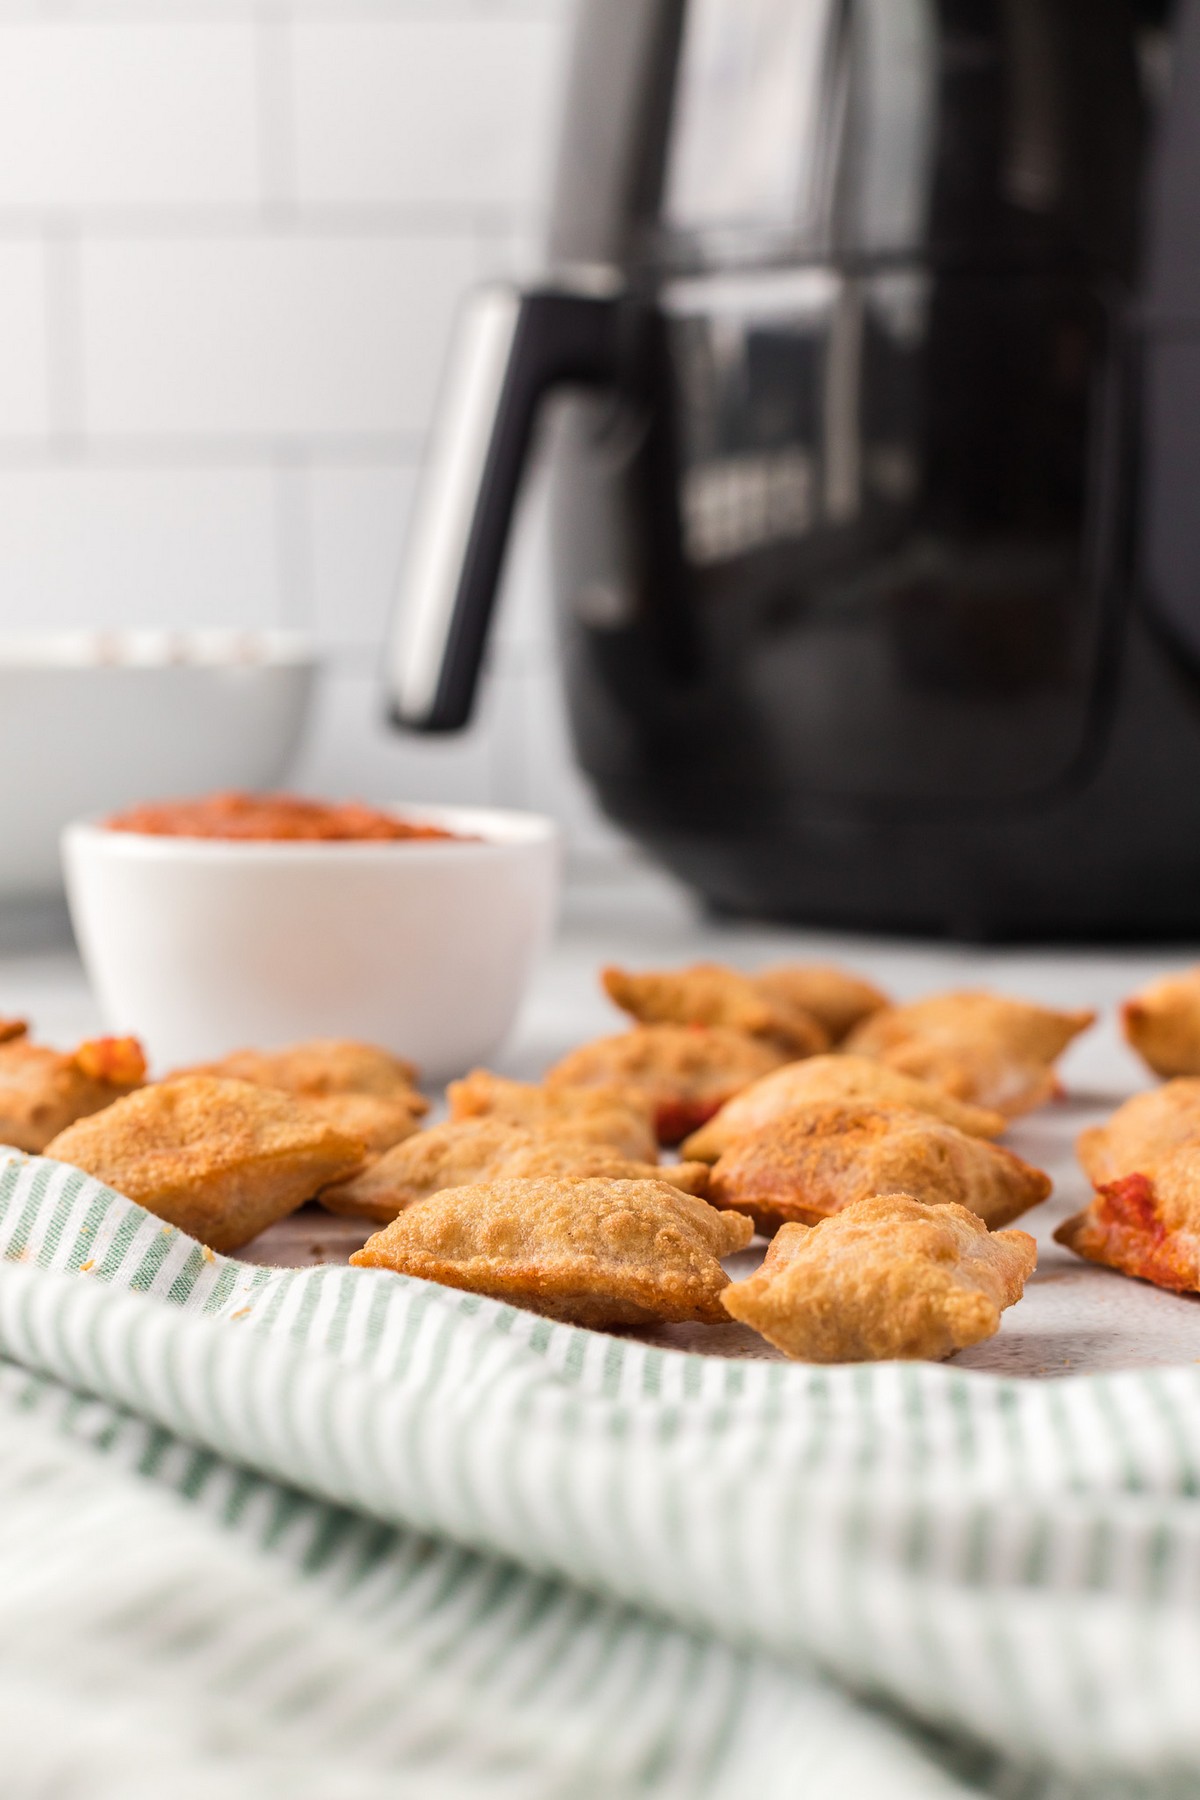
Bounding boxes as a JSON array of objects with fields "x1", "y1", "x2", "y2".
[{"x1": 105, "y1": 791, "x2": 471, "y2": 843}]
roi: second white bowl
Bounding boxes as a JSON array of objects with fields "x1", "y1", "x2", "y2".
[
  {"x1": 0, "y1": 631, "x2": 316, "y2": 900},
  {"x1": 63, "y1": 805, "x2": 561, "y2": 1082}
]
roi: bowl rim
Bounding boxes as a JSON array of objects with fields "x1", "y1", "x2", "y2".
[
  {"x1": 0, "y1": 628, "x2": 318, "y2": 670},
  {"x1": 62, "y1": 802, "x2": 561, "y2": 861}
]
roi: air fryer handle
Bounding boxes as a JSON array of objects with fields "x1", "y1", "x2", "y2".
[{"x1": 385, "y1": 283, "x2": 622, "y2": 732}]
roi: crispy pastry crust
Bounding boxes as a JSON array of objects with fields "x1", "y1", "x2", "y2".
[
  {"x1": 320, "y1": 1116, "x2": 710, "y2": 1224},
  {"x1": 752, "y1": 965, "x2": 889, "y2": 1043},
  {"x1": 1076, "y1": 1080, "x2": 1200, "y2": 1187},
  {"x1": 46, "y1": 1075, "x2": 364, "y2": 1253},
  {"x1": 682, "y1": 1054, "x2": 1006, "y2": 1162},
  {"x1": 843, "y1": 991, "x2": 1095, "y2": 1116},
  {"x1": 1055, "y1": 1156, "x2": 1200, "y2": 1293},
  {"x1": 447, "y1": 1070, "x2": 658, "y2": 1164},
  {"x1": 182, "y1": 1038, "x2": 421, "y2": 1096},
  {"x1": 722, "y1": 1195, "x2": 1037, "y2": 1362},
  {"x1": 0, "y1": 1018, "x2": 29, "y2": 1045},
  {"x1": 350, "y1": 1176, "x2": 754, "y2": 1327},
  {"x1": 1121, "y1": 970, "x2": 1200, "y2": 1079},
  {"x1": 1062, "y1": 1068, "x2": 1200, "y2": 1293},
  {"x1": 0, "y1": 1035, "x2": 147, "y2": 1152},
  {"x1": 178, "y1": 1038, "x2": 427, "y2": 1154},
  {"x1": 546, "y1": 1025, "x2": 787, "y2": 1146},
  {"x1": 706, "y1": 1102, "x2": 1050, "y2": 1235},
  {"x1": 602, "y1": 963, "x2": 828, "y2": 1057},
  {"x1": 285, "y1": 1090, "x2": 424, "y2": 1155},
  {"x1": 325, "y1": 1117, "x2": 533, "y2": 1220}
]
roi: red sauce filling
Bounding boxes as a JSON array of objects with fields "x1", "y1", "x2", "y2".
[
  {"x1": 106, "y1": 791, "x2": 470, "y2": 843},
  {"x1": 74, "y1": 1036, "x2": 146, "y2": 1086},
  {"x1": 654, "y1": 1096, "x2": 725, "y2": 1148},
  {"x1": 1097, "y1": 1172, "x2": 1166, "y2": 1242},
  {"x1": 1093, "y1": 1172, "x2": 1195, "y2": 1291}
]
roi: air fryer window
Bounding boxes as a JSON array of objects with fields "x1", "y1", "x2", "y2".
[{"x1": 663, "y1": 0, "x2": 835, "y2": 236}]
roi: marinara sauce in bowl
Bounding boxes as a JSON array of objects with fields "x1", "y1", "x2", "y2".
[
  {"x1": 105, "y1": 791, "x2": 473, "y2": 844},
  {"x1": 63, "y1": 792, "x2": 560, "y2": 1079}
]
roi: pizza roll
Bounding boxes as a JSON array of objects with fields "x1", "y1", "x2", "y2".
[
  {"x1": 492, "y1": 1147, "x2": 709, "y2": 1196},
  {"x1": 324, "y1": 1117, "x2": 531, "y2": 1220},
  {"x1": 1055, "y1": 1152, "x2": 1200, "y2": 1293},
  {"x1": 447, "y1": 1070, "x2": 658, "y2": 1164},
  {"x1": 722, "y1": 1195, "x2": 1037, "y2": 1362},
  {"x1": 681, "y1": 1054, "x2": 1006, "y2": 1161},
  {"x1": 1076, "y1": 1080, "x2": 1200, "y2": 1187},
  {"x1": 601, "y1": 963, "x2": 828, "y2": 1057},
  {"x1": 1121, "y1": 969, "x2": 1200, "y2": 1078},
  {"x1": 180, "y1": 1038, "x2": 420, "y2": 1095},
  {"x1": 46, "y1": 1075, "x2": 364, "y2": 1253},
  {"x1": 320, "y1": 1115, "x2": 710, "y2": 1224},
  {"x1": 277, "y1": 1090, "x2": 423, "y2": 1155},
  {"x1": 843, "y1": 991, "x2": 1095, "y2": 1116},
  {"x1": 350, "y1": 1175, "x2": 753, "y2": 1327},
  {"x1": 177, "y1": 1037, "x2": 427, "y2": 1153},
  {"x1": 0, "y1": 1017, "x2": 28, "y2": 1045},
  {"x1": 753, "y1": 965, "x2": 889, "y2": 1043},
  {"x1": 706, "y1": 1102, "x2": 1050, "y2": 1235},
  {"x1": 0, "y1": 1034, "x2": 147, "y2": 1152},
  {"x1": 546, "y1": 1025, "x2": 787, "y2": 1146}
]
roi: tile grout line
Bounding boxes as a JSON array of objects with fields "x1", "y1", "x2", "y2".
[
  {"x1": 0, "y1": 206, "x2": 542, "y2": 241},
  {"x1": 272, "y1": 451, "x2": 316, "y2": 634},
  {"x1": 0, "y1": 437, "x2": 427, "y2": 469},
  {"x1": 16, "y1": 3, "x2": 565, "y2": 21},
  {"x1": 42, "y1": 225, "x2": 86, "y2": 451},
  {"x1": 255, "y1": 5, "x2": 298, "y2": 221}
]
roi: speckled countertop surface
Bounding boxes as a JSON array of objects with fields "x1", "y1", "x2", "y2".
[{"x1": 7, "y1": 858, "x2": 1200, "y2": 1378}]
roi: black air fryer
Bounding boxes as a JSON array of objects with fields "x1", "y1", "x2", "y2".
[{"x1": 385, "y1": 0, "x2": 1200, "y2": 939}]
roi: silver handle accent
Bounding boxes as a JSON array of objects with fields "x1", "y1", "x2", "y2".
[
  {"x1": 384, "y1": 282, "x2": 623, "y2": 733},
  {"x1": 387, "y1": 287, "x2": 523, "y2": 724}
]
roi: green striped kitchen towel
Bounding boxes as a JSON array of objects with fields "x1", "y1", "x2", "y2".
[{"x1": 2, "y1": 1148, "x2": 1200, "y2": 1799}]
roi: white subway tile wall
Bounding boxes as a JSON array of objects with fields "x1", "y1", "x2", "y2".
[
  {"x1": 0, "y1": 245, "x2": 52, "y2": 433},
  {"x1": 291, "y1": 21, "x2": 561, "y2": 209},
  {"x1": 82, "y1": 236, "x2": 479, "y2": 435},
  {"x1": 0, "y1": 26, "x2": 261, "y2": 209},
  {"x1": 0, "y1": 0, "x2": 622, "y2": 856}
]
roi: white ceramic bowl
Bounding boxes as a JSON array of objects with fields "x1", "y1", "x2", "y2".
[
  {"x1": 62, "y1": 804, "x2": 561, "y2": 1082},
  {"x1": 0, "y1": 631, "x2": 316, "y2": 901}
]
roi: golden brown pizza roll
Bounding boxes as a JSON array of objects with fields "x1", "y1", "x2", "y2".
[
  {"x1": 447, "y1": 1070, "x2": 658, "y2": 1164},
  {"x1": 601, "y1": 963, "x2": 828, "y2": 1057},
  {"x1": 753, "y1": 964, "x2": 889, "y2": 1043},
  {"x1": 0, "y1": 1017, "x2": 28, "y2": 1045},
  {"x1": 722, "y1": 1195, "x2": 1037, "y2": 1362},
  {"x1": 681, "y1": 1054, "x2": 1006, "y2": 1161},
  {"x1": 350, "y1": 1176, "x2": 754, "y2": 1327},
  {"x1": 491, "y1": 1147, "x2": 709, "y2": 1196},
  {"x1": 1121, "y1": 969, "x2": 1200, "y2": 1079},
  {"x1": 176, "y1": 1044, "x2": 424, "y2": 1152},
  {"x1": 177, "y1": 1037, "x2": 427, "y2": 1153},
  {"x1": 706, "y1": 1102, "x2": 1050, "y2": 1235},
  {"x1": 46, "y1": 1075, "x2": 364, "y2": 1253},
  {"x1": 1055, "y1": 1153, "x2": 1200, "y2": 1293},
  {"x1": 1076, "y1": 1080, "x2": 1200, "y2": 1187},
  {"x1": 0, "y1": 1034, "x2": 147, "y2": 1153},
  {"x1": 324, "y1": 1117, "x2": 532, "y2": 1220},
  {"x1": 843, "y1": 990, "x2": 1095, "y2": 1116},
  {"x1": 180, "y1": 1037, "x2": 420, "y2": 1095},
  {"x1": 546, "y1": 1024, "x2": 788, "y2": 1146},
  {"x1": 320, "y1": 1115, "x2": 711, "y2": 1224},
  {"x1": 284, "y1": 1090, "x2": 424, "y2": 1155}
]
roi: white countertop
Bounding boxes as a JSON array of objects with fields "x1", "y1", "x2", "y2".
[{"x1": 7, "y1": 855, "x2": 1200, "y2": 1378}]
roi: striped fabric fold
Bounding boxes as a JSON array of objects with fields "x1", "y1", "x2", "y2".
[{"x1": 2, "y1": 1149, "x2": 1200, "y2": 1798}]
